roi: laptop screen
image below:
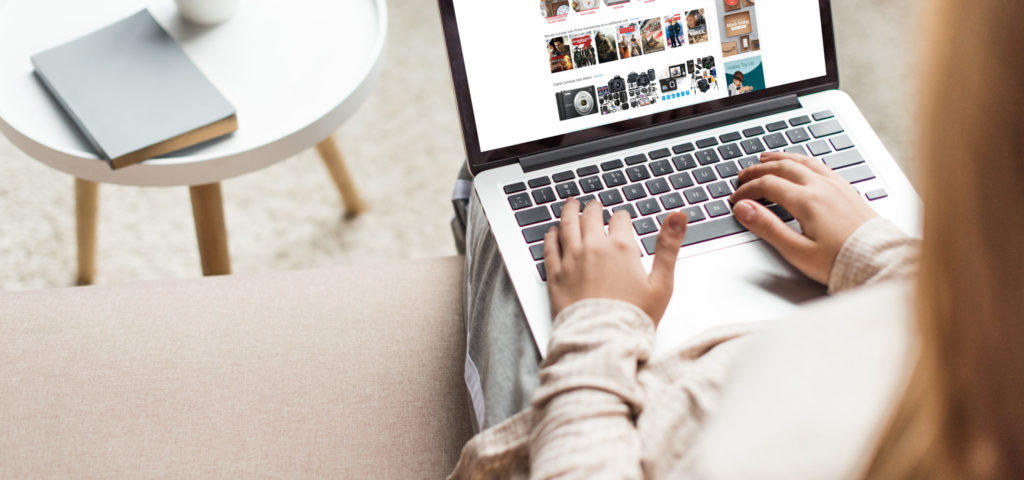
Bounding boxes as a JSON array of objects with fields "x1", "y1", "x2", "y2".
[{"x1": 443, "y1": 0, "x2": 834, "y2": 170}]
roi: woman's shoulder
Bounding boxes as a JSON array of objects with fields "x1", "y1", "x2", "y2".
[{"x1": 678, "y1": 280, "x2": 917, "y2": 479}]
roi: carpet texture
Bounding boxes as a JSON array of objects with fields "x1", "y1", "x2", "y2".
[{"x1": 0, "y1": 0, "x2": 922, "y2": 291}]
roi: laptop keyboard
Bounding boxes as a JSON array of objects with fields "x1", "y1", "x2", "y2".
[{"x1": 503, "y1": 110, "x2": 885, "y2": 282}]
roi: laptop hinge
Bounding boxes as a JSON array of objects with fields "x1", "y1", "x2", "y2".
[{"x1": 520, "y1": 94, "x2": 801, "y2": 173}]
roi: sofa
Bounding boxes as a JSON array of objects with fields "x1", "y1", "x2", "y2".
[{"x1": 0, "y1": 256, "x2": 473, "y2": 478}]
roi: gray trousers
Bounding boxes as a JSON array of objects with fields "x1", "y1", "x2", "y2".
[{"x1": 451, "y1": 168, "x2": 541, "y2": 433}]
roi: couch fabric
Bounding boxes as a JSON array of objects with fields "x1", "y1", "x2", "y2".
[{"x1": 0, "y1": 256, "x2": 472, "y2": 479}]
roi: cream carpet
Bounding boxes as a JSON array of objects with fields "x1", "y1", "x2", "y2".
[{"x1": 0, "y1": 0, "x2": 921, "y2": 292}]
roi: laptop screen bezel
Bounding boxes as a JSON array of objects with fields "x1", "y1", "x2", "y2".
[{"x1": 437, "y1": 0, "x2": 839, "y2": 175}]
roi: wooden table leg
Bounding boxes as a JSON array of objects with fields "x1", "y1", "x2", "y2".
[
  {"x1": 316, "y1": 135, "x2": 367, "y2": 219},
  {"x1": 75, "y1": 178, "x2": 99, "y2": 286},
  {"x1": 189, "y1": 183, "x2": 231, "y2": 276}
]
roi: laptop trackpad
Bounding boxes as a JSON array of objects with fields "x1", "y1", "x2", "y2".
[{"x1": 654, "y1": 239, "x2": 825, "y2": 357}]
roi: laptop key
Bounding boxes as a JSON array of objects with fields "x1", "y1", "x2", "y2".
[
  {"x1": 637, "y1": 198, "x2": 662, "y2": 216},
  {"x1": 660, "y1": 192, "x2": 685, "y2": 210},
  {"x1": 839, "y1": 164, "x2": 876, "y2": 184},
  {"x1": 646, "y1": 178, "x2": 671, "y2": 195},
  {"x1": 768, "y1": 204, "x2": 795, "y2": 222},
  {"x1": 695, "y1": 149, "x2": 720, "y2": 165},
  {"x1": 740, "y1": 138, "x2": 766, "y2": 155},
  {"x1": 720, "y1": 131, "x2": 742, "y2": 143},
  {"x1": 812, "y1": 110, "x2": 835, "y2": 121},
  {"x1": 633, "y1": 217, "x2": 659, "y2": 236},
  {"x1": 626, "y1": 165, "x2": 651, "y2": 182},
  {"x1": 707, "y1": 181, "x2": 731, "y2": 199},
  {"x1": 603, "y1": 170, "x2": 627, "y2": 187},
  {"x1": 705, "y1": 200, "x2": 731, "y2": 218},
  {"x1": 785, "y1": 145, "x2": 809, "y2": 156},
  {"x1": 669, "y1": 172, "x2": 695, "y2": 190},
  {"x1": 578, "y1": 194, "x2": 597, "y2": 209},
  {"x1": 809, "y1": 119, "x2": 844, "y2": 139},
  {"x1": 715, "y1": 161, "x2": 740, "y2": 178},
  {"x1": 730, "y1": 178, "x2": 741, "y2": 190},
  {"x1": 824, "y1": 150, "x2": 865, "y2": 170},
  {"x1": 738, "y1": 156, "x2": 759, "y2": 170},
  {"x1": 682, "y1": 216, "x2": 748, "y2": 247},
  {"x1": 789, "y1": 115, "x2": 812, "y2": 126},
  {"x1": 625, "y1": 154, "x2": 648, "y2": 165},
  {"x1": 865, "y1": 189, "x2": 889, "y2": 201},
  {"x1": 649, "y1": 148, "x2": 671, "y2": 160},
  {"x1": 672, "y1": 142, "x2": 695, "y2": 154},
  {"x1": 523, "y1": 222, "x2": 559, "y2": 243},
  {"x1": 613, "y1": 204, "x2": 638, "y2": 219},
  {"x1": 556, "y1": 182, "x2": 581, "y2": 199},
  {"x1": 830, "y1": 134, "x2": 855, "y2": 151},
  {"x1": 529, "y1": 177, "x2": 551, "y2": 188},
  {"x1": 623, "y1": 184, "x2": 647, "y2": 200},
  {"x1": 509, "y1": 193, "x2": 532, "y2": 210},
  {"x1": 696, "y1": 137, "x2": 719, "y2": 148},
  {"x1": 743, "y1": 126, "x2": 766, "y2": 137},
  {"x1": 579, "y1": 176, "x2": 603, "y2": 193},
  {"x1": 692, "y1": 166, "x2": 717, "y2": 184},
  {"x1": 576, "y1": 165, "x2": 599, "y2": 176},
  {"x1": 673, "y1": 154, "x2": 697, "y2": 171},
  {"x1": 764, "y1": 133, "x2": 788, "y2": 149},
  {"x1": 718, "y1": 143, "x2": 743, "y2": 160},
  {"x1": 649, "y1": 159, "x2": 673, "y2": 176},
  {"x1": 599, "y1": 189, "x2": 624, "y2": 206},
  {"x1": 601, "y1": 159, "x2": 624, "y2": 171},
  {"x1": 532, "y1": 187, "x2": 556, "y2": 205},
  {"x1": 603, "y1": 209, "x2": 612, "y2": 225},
  {"x1": 681, "y1": 206, "x2": 706, "y2": 223},
  {"x1": 529, "y1": 244, "x2": 545, "y2": 261},
  {"x1": 684, "y1": 186, "x2": 710, "y2": 204},
  {"x1": 553, "y1": 171, "x2": 575, "y2": 182},
  {"x1": 807, "y1": 140, "x2": 832, "y2": 157},
  {"x1": 537, "y1": 262, "x2": 547, "y2": 281},
  {"x1": 504, "y1": 182, "x2": 526, "y2": 194},
  {"x1": 766, "y1": 121, "x2": 788, "y2": 132},
  {"x1": 786, "y1": 127, "x2": 810, "y2": 144},
  {"x1": 515, "y1": 206, "x2": 552, "y2": 226}
]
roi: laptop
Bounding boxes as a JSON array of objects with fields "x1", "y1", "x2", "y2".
[{"x1": 437, "y1": 0, "x2": 920, "y2": 357}]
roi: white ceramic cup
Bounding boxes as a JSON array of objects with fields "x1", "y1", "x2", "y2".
[{"x1": 174, "y1": 0, "x2": 240, "y2": 26}]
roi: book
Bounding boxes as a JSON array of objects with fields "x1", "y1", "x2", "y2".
[{"x1": 30, "y1": 9, "x2": 237, "y2": 170}]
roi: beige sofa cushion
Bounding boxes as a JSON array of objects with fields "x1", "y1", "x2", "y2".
[{"x1": 0, "y1": 256, "x2": 471, "y2": 479}]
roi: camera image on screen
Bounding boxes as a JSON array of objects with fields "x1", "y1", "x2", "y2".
[
  {"x1": 660, "y1": 78, "x2": 678, "y2": 93},
  {"x1": 556, "y1": 85, "x2": 598, "y2": 121}
]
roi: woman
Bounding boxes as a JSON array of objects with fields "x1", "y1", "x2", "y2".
[{"x1": 451, "y1": 0, "x2": 1024, "y2": 477}]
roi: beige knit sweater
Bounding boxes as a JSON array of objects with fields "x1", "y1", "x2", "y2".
[{"x1": 449, "y1": 217, "x2": 920, "y2": 479}]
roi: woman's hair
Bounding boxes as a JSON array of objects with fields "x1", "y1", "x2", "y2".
[{"x1": 864, "y1": 0, "x2": 1024, "y2": 477}]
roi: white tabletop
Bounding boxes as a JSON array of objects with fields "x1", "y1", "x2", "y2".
[{"x1": 0, "y1": 0, "x2": 387, "y2": 186}]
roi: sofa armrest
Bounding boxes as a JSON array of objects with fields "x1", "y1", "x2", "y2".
[{"x1": 0, "y1": 256, "x2": 471, "y2": 479}]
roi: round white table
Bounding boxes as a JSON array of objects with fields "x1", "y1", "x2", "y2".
[{"x1": 0, "y1": 0, "x2": 388, "y2": 283}]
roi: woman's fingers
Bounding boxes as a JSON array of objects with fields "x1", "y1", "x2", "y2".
[
  {"x1": 733, "y1": 200, "x2": 814, "y2": 264},
  {"x1": 558, "y1": 197, "x2": 582, "y2": 253},
  {"x1": 759, "y1": 152, "x2": 832, "y2": 176},
  {"x1": 648, "y1": 212, "x2": 687, "y2": 292},
  {"x1": 607, "y1": 209, "x2": 634, "y2": 244},
  {"x1": 738, "y1": 159, "x2": 817, "y2": 186},
  {"x1": 543, "y1": 226, "x2": 562, "y2": 277},
  {"x1": 730, "y1": 175, "x2": 801, "y2": 210},
  {"x1": 579, "y1": 199, "x2": 605, "y2": 243}
]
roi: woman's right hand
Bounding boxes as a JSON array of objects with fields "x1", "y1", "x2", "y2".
[{"x1": 729, "y1": 152, "x2": 879, "y2": 284}]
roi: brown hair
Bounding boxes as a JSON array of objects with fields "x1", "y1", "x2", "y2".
[
  {"x1": 864, "y1": 0, "x2": 1024, "y2": 477},
  {"x1": 733, "y1": 71, "x2": 744, "y2": 82}
]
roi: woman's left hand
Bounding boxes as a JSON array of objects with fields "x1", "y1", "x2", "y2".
[{"x1": 543, "y1": 198, "x2": 689, "y2": 326}]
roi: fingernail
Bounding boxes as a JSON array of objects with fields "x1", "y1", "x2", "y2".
[
  {"x1": 670, "y1": 214, "x2": 687, "y2": 233},
  {"x1": 734, "y1": 201, "x2": 756, "y2": 224}
]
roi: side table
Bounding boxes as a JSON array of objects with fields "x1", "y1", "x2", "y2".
[{"x1": 0, "y1": 0, "x2": 387, "y2": 283}]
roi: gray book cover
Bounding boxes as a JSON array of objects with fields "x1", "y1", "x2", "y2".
[{"x1": 31, "y1": 9, "x2": 237, "y2": 169}]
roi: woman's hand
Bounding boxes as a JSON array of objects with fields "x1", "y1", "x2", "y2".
[
  {"x1": 544, "y1": 198, "x2": 689, "y2": 325},
  {"x1": 730, "y1": 152, "x2": 879, "y2": 284}
]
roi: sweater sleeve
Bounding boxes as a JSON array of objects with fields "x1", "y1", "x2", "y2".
[
  {"x1": 827, "y1": 217, "x2": 919, "y2": 295},
  {"x1": 528, "y1": 299, "x2": 655, "y2": 480}
]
